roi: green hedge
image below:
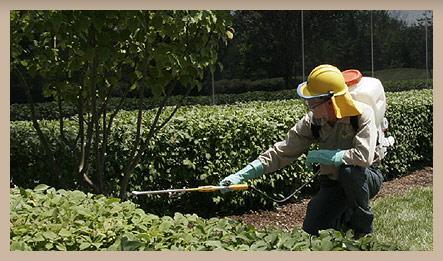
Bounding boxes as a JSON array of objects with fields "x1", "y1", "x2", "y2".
[
  {"x1": 10, "y1": 90, "x2": 298, "y2": 121},
  {"x1": 383, "y1": 79, "x2": 432, "y2": 92},
  {"x1": 10, "y1": 79, "x2": 431, "y2": 121},
  {"x1": 10, "y1": 89, "x2": 433, "y2": 216},
  {"x1": 381, "y1": 90, "x2": 433, "y2": 176},
  {"x1": 10, "y1": 185, "x2": 397, "y2": 251},
  {"x1": 211, "y1": 77, "x2": 296, "y2": 94}
]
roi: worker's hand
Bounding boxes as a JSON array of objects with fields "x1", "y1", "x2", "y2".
[
  {"x1": 220, "y1": 174, "x2": 242, "y2": 186},
  {"x1": 219, "y1": 159, "x2": 264, "y2": 194},
  {"x1": 306, "y1": 149, "x2": 345, "y2": 168},
  {"x1": 219, "y1": 174, "x2": 242, "y2": 193}
]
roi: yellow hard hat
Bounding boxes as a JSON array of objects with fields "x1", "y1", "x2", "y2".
[
  {"x1": 297, "y1": 64, "x2": 362, "y2": 118},
  {"x1": 297, "y1": 64, "x2": 347, "y2": 98}
]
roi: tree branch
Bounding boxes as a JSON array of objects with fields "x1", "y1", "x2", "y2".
[
  {"x1": 153, "y1": 82, "x2": 193, "y2": 133},
  {"x1": 15, "y1": 65, "x2": 57, "y2": 175},
  {"x1": 56, "y1": 82, "x2": 77, "y2": 153},
  {"x1": 118, "y1": 80, "x2": 174, "y2": 199},
  {"x1": 106, "y1": 81, "x2": 130, "y2": 133}
]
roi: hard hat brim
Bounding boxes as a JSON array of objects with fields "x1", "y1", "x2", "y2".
[{"x1": 297, "y1": 81, "x2": 344, "y2": 99}]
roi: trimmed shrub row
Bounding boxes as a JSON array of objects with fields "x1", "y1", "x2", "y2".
[
  {"x1": 10, "y1": 89, "x2": 298, "y2": 121},
  {"x1": 10, "y1": 79, "x2": 432, "y2": 121},
  {"x1": 210, "y1": 77, "x2": 296, "y2": 94},
  {"x1": 10, "y1": 185, "x2": 397, "y2": 251},
  {"x1": 384, "y1": 79, "x2": 433, "y2": 92},
  {"x1": 10, "y1": 89, "x2": 433, "y2": 216}
]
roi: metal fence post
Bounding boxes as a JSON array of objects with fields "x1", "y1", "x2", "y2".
[
  {"x1": 425, "y1": 11, "x2": 429, "y2": 88},
  {"x1": 371, "y1": 10, "x2": 374, "y2": 77},
  {"x1": 301, "y1": 10, "x2": 305, "y2": 82}
]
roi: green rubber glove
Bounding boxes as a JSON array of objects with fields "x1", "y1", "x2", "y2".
[
  {"x1": 306, "y1": 149, "x2": 345, "y2": 167},
  {"x1": 219, "y1": 159, "x2": 264, "y2": 193}
]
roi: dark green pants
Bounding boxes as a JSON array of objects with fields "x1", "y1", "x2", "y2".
[{"x1": 302, "y1": 165, "x2": 384, "y2": 236}]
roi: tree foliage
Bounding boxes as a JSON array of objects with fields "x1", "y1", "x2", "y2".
[{"x1": 11, "y1": 10, "x2": 232, "y2": 198}]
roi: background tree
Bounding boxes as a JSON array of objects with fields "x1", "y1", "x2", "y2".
[{"x1": 11, "y1": 10, "x2": 233, "y2": 198}]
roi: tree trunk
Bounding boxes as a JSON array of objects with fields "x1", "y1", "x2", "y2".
[
  {"x1": 94, "y1": 105, "x2": 103, "y2": 194},
  {"x1": 118, "y1": 77, "x2": 150, "y2": 200},
  {"x1": 78, "y1": 25, "x2": 99, "y2": 193},
  {"x1": 15, "y1": 67, "x2": 59, "y2": 181}
]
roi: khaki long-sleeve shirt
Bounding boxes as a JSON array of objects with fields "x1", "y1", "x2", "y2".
[{"x1": 258, "y1": 101, "x2": 378, "y2": 180}]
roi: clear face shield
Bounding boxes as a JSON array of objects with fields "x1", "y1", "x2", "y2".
[
  {"x1": 304, "y1": 97, "x2": 331, "y2": 111},
  {"x1": 303, "y1": 91, "x2": 334, "y2": 125},
  {"x1": 302, "y1": 90, "x2": 334, "y2": 109}
]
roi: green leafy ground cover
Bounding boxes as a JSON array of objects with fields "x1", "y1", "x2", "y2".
[{"x1": 10, "y1": 185, "x2": 397, "y2": 251}]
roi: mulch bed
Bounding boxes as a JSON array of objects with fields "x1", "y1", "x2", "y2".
[{"x1": 227, "y1": 166, "x2": 433, "y2": 231}]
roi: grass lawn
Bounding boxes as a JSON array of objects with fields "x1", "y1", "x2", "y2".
[{"x1": 372, "y1": 186, "x2": 433, "y2": 250}]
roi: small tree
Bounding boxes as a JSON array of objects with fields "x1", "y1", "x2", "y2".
[{"x1": 11, "y1": 10, "x2": 233, "y2": 198}]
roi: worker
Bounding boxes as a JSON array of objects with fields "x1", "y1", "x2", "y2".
[{"x1": 219, "y1": 64, "x2": 384, "y2": 237}]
